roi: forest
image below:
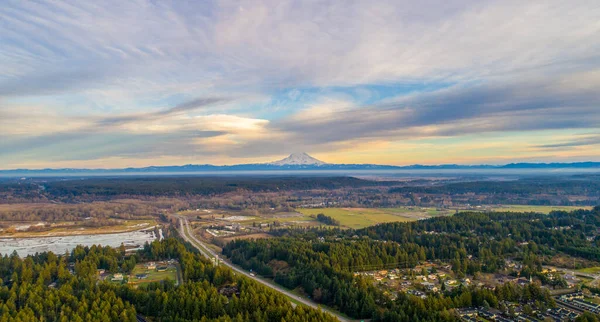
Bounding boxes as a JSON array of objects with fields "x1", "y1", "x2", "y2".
[
  {"x1": 223, "y1": 207, "x2": 600, "y2": 321},
  {"x1": 389, "y1": 175, "x2": 600, "y2": 206},
  {"x1": 0, "y1": 177, "x2": 384, "y2": 201},
  {"x1": 2, "y1": 175, "x2": 599, "y2": 209},
  {"x1": 315, "y1": 213, "x2": 340, "y2": 226},
  {"x1": 0, "y1": 236, "x2": 336, "y2": 322}
]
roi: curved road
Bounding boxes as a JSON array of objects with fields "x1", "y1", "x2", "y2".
[{"x1": 177, "y1": 217, "x2": 350, "y2": 322}]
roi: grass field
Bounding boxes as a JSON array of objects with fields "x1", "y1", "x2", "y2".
[
  {"x1": 577, "y1": 267, "x2": 600, "y2": 274},
  {"x1": 296, "y1": 207, "x2": 435, "y2": 229},
  {"x1": 129, "y1": 263, "x2": 177, "y2": 286},
  {"x1": 381, "y1": 207, "x2": 454, "y2": 217},
  {"x1": 295, "y1": 205, "x2": 590, "y2": 229},
  {"x1": 488, "y1": 205, "x2": 593, "y2": 214}
]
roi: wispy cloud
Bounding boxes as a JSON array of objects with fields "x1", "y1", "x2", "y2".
[
  {"x1": 534, "y1": 134, "x2": 600, "y2": 149},
  {"x1": 1, "y1": 0, "x2": 599, "y2": 168}
]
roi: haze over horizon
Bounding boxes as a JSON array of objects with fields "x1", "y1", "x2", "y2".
[{"x1": 2, "y1": 0, "x2": 600, "y2": 170}]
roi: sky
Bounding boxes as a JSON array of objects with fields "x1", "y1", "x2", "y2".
[{"x1": 1, "y1": 0, "x2": 600, "y2": 169}]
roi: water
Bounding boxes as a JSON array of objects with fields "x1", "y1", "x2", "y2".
[{"x1": 0, "y1": 229, "x2": 157, "y2": 257}]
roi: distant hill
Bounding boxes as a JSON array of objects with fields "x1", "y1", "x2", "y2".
[{"x1": 1, "y1": 153, "x2": 599, "y2": 175}]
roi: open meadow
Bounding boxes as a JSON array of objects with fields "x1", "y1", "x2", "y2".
[
  {"x1": 487, "y1": 205, "x2": 593, "y2": 213},
  {"x1": 296, "y1": 207, "x2": 446, "y2": 229}
]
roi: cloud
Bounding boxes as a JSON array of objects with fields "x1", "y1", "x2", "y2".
[
  {"x1": 159, "y1": 97, "x2": 229, "y2": 115},
  {"x1": 1, "y1": 0, "x2": 600, "y2": 167},
  {"x1": 95, "y1": 96, "x2": 230, "y2": 127},
  {"x1": 534, "y1": 134, "x2": 600, "y2": 149},
  {"x1": 293, "y1": 73, "x2": 597, "y2": 135},
  {"x1": 0, "y1": 129, "x2": 227, "y2": 162},
  {"x1": 0, "y1": 68, "x2": 112, "y2": 97},
  {"x1": 3, "y1": 0, "x2": 599, "y2": 98},
  {"x1": 218, "y1": 69, "x2": 600, "y2": 157}
]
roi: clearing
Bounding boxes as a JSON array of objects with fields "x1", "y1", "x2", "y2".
[
  {"x1": 128, "y1": 262, "x2": 178, "y2": 286},
  {"x1": 221, "y1": 233, "x2": 273, "y2": 242},
  {"x1": 0, "y1": 219, "x2": 157, "y2": 238},
  {"x1": 296, "y1": 207, "x2": 439, "y2": 229}
]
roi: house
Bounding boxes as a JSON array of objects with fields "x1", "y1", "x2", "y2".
[
  {"x1": 136, "y1": 273, "x2": 148, "y2": 279},
  {"x1": 517, "y1": 277, "x2": 531, "y2": 286},
  {"x1": 445, "y1": 279, "x2": 457, "y2": 286},
  {"x1": 461, "y1": 278, "x2": 471, "y2": 287},
  {"x1": 146, "y1": 262, "x2": 156, "y2": 270},
  {"x1": 483, "y1": 284, "x2": 496, "y2": 291},
  {"x1": 157, "y1": 266, "x2": 168, "y2": 272},
  {"x1": 112, "y1": 273, "x2": 123, "y2": 281},
  {"x1": 422, "y1": 282, "x2": 439, "y2": 293},
  {"x1": 560, "y1": 292, "x2": 584, "y2": 301}
]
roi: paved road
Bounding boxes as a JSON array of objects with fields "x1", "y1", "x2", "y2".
[{"x1": 177, "y1": 217, "x2": 350, "y2": 322}]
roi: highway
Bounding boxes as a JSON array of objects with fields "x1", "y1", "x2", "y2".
[{"x1": 177, "y1": 217, "x2": 350, "y2": 322}]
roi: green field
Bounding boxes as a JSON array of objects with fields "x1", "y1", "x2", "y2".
[
  {"x1": 296, "y1": 207, "x2": 439, "y2": 229},
  {"x1": 488, "y1": 205, "x2": 592, "y2": 214},
  {"x1": 381, "y1": 207, "x2": 454, "y2": 217},
  {"x1": 295, "y1": 205, "x2": 591, "y2": 229},
  {"x1": 577, "y1": 267, "x2": 600, "y2": 274},
  {"x1": 129, "y1": 263, "x2": 178, "y2": 286}
]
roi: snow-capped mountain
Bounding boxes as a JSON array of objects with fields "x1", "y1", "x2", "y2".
[{"x1": 269, "y1": 152, "x2": 327, "y2": 166}]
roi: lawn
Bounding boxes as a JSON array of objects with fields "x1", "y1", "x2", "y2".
[
  {"x1": 296, "y1": 208, "x2": 424, "y2": 229},
  {"x1": 129, "y1": 263, "x2": 178, "y2": 286}
]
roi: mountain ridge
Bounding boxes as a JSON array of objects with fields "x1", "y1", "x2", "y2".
[{"x1": 1, "y1": 153, "x2": 600, "y2": 174}]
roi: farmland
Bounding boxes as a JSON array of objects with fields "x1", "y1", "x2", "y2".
[
  {"x1": 487, "y1": 205, "x2": 594, "y2": 213},
  {"x1": 296, "y1": 207, "x2": 445, "y2": 229}
]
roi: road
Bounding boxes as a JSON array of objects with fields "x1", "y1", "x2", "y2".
[
  {"x1": 177, "y1": 217, "x2": 350, "y2": 322},
  {"x1": 543, "y1": 265, "x2": 600, "y2": 287}
]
